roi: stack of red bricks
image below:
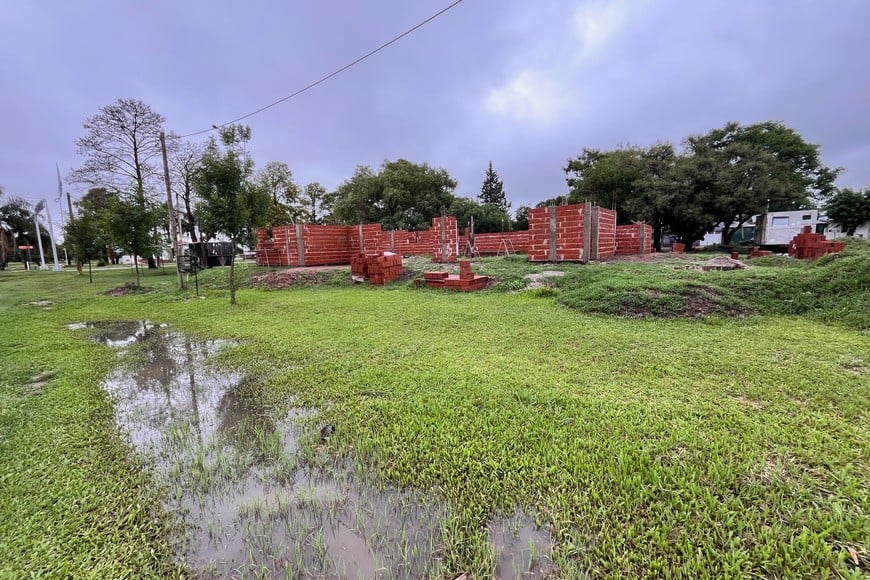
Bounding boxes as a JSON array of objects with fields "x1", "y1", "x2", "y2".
[
  {"x1": 747, "y1": 247, "x2": 773, "y2": 259},
  {"x1": 423, "y1": 260, "x2": 488, "y2": 291},
  {"x1": 350, "y1": 253, "x2": 404, "y2": 285},
  {"x1": 788, "y1": 226, "x2": 846, "y2": 260}
]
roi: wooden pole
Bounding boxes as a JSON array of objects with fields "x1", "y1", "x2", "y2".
[{"x1": 160, "y1": 132, "x2": 184, "y2": 289}]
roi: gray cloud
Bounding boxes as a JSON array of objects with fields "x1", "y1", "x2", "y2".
[{"x1": 1, "y1": 0, "x2": 868, "y2": 216}]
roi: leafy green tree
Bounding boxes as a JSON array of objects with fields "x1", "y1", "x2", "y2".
[
  {"x1": 448, "y1": 197, "x2": 511, "y2": 233},
  {"x1": 686, "y1": 125, "x2": 819, "y2": 244},
  {"x1": 565, "y1": 148, "x2": 644, "y2": 221},
  {"x1": 331, "y1": 160, "x2": 458, "y2": 230},
  {"x1": 623, "y1": 144, "x2": 681, "y2": 250},
  {"x1": 479, "y1": 162, "x2": 510, "y2": 214},
  {"x1": 330, "y1": 165, "x2": 382, "y2": 225},
  {"x1": 513, "y1": 205, "x2": 531, "y2": 230},
  {"x1": 826, "y1": 187, "x2": 870, "y2": 236},
  {"x1": 256, "y1": 161, "x2": 300, "y2": 205},
  {"x1": 63, "y1": 212, "x2": 103, "y2": 282},
  {"x1": 301, "y1": 182, "x2": 329, "y2": 224},
  {"x1": 76, "y1": 188, "x2": 120, "y2": 263},
  {"x1": 194, "y1": 125, "x2": 270, "y2": 304},
  {"x1": 256, "y1": 161, "x2": 303, "y2": 228},
  {"x1": 107, "y1": 189, "x2": 161, "y2": 285},
  {"x1": 700, "y1": 121, "x2": 840, "y2": 206}
]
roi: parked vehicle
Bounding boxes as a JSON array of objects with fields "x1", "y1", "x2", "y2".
[{"x1": 755, "y1": 210, "x2": 826, "y2": 248}]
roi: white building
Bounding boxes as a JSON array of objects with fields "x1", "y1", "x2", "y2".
[{"x1": 826, "y1": 221, "x2": 870, "y2": 239}]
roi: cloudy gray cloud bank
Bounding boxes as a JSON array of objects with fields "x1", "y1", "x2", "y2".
[{"x1": 1, "y1": 0, "x2": 867, "y2": 213}]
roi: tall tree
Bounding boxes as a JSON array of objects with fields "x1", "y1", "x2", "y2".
[
  {"x1": 479, "y1": 161, "x2": 510, "y2": 213},
  {"x1": 564, "y1": 148, "x2": 644, "y2": 221},
  {"x1": 76, "y1": 187, "x2": 120, "y2": 263},
  {"x1": 256, "y1": 161, "x2": 303, "y2": 227},
  {"x1": 330, "y1": 160, "x2": 458, "y2": 230},
  {"x1": 107, "y1": 189, "x2": 161, "y2": 285},
  {"x1": 330, "y1": 165, "x2": 382, "y2": 225},
  {"x1": 513, "y1": 205, "x2": 531, "y2": 231},
  {"x1": 826, "y1": 187, "x2": 870, "y2": 236},
  {"x1": 194, "y1": 125, "x2": 270, "y2": 305},
  {"x1": 169, "y1": 138, "x2": 205, "y2": 243},
  {"x1": 449, "y1": 197, "x2": 511, "y2": 233},
  {"x1": 256, "y1": 161, "x2": 300, "y2": 206},
  {"x1": 687, "y1": 125, "x2": 820, "y2": 244},
  {"x1": 700, "y1": 121, "x2": 840, "y2": 206},
  {"x1": 63, "y1": 211, "x2": 103, "y2": 281},
  {"x1": 69, "y1": 98, "x2": 166, "y2": 196},
  {"x1": 301, "y1": 182, "x2": 328, "y2": 224}
]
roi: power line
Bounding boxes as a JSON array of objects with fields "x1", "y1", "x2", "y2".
[{"x1": 180, "y1": 0, "x2": 464, "y2": 138}]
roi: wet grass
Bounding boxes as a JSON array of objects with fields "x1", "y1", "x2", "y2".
[
  {"x1": 0, "y1": 252, "x2": 868, "y2": 577},
  {"x1": 556, "y1": 240, "x2": 870, "y2": 330}
]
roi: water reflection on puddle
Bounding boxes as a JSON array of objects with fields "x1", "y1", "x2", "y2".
[{"x1": 70, "y1": 321, "x2": 554, "y2": 579}]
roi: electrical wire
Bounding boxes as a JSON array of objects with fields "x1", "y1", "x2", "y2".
[{"x1": 180, "y1": 0, "x2": 464, "y2": 138}]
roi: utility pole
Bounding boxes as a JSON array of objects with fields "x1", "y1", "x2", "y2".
[{"x1": 160, "y1": 131, "x2": 184, "y2": 290}]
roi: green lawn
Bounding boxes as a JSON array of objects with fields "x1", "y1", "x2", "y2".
[{"x1": 0, "y1": 252, "x2": 867, "y2": 577}]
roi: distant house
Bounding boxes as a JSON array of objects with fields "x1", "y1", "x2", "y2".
[
  {"x1": 755, "y1": 210, "x2": 827, "y2": 247},
  {"x1": 826, "y1": 220, "x2": 870, "y2": 239}
]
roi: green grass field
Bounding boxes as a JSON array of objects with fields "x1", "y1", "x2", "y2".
[{"x1": 0, "y1": 247, "x2": 867, "y2": 578}]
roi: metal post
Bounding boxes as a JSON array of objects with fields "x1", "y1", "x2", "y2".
[{"x1": 43, "y1": 202, "x2": 62, "y2": 271}]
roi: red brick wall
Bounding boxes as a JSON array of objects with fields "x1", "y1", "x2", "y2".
[
  {"x1": 256, "y1": 207, "x2": 640, "y2": 267},
  {"x1": 615, "y1": 223, "x2": 654, "y2": 255},
  {"x1": 457, "y1": 231, "x2": 530, "y2": 255},
  {"x1": 597, "y1": 208, "x2": 617, "y2": 258},
  {"x1": 528, "y1": 203, "x2": 620, "y2": 262},
  {"x1": 431, "y1": 216, "x2": 459, "y2": 262}
]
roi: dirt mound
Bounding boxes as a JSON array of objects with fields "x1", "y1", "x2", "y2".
[
  {"x1": 104, "y1": 282, "x2": 149, "y2": 296},
  {"x1": 252, "y1": 267, "x2": 349, "y2": 289},
  {"x1": 699, "y1": 256, "x2": 747, "y2": 271}
]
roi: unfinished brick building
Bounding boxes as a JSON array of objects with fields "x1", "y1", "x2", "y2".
[{"x1": 256, "y1": 202, "x2": 653, "y2": 267}]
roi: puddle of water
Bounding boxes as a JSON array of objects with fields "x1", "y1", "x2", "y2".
[
  {"x1": 487, "y1": 510, "x2": 554, "y2": 579},
  {"x1": 71, "y1": 321, "x2": 449, "y2": 578}
]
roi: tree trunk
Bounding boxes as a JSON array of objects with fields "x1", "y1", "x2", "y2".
[
  {"x1": 229, "y1": 247, "x2": 236, "y2": 305},
  {"x1": 134, "y1": 260, "x2": 140, "y2": 286},
  {"x1": 88, "y1": 260, "x2": 93, "y2": 283}
]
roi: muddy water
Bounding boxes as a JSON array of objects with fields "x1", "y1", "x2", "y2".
[
  {"x1": 488, "y1": 512, "x2": 554, "y2": 578},
  {"x1": 71, "y1": 321, "x2": 553, "y2": 579}
]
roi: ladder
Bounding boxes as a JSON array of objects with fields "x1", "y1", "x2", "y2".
[{"x1": 497, "y1": 237, "x2": 515, "y2": 257}]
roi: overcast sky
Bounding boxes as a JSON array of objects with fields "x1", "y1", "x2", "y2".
[{"x1": 2, "y1": 0, "x2": 868, "y2": 217}]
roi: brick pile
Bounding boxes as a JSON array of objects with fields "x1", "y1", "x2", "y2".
[
  {"x1": 747, "y1": 247, "x2": 773, "y2": 259},
  {"x1": 422, "y1": 260, "x2": 489, "y2": 292},
  {"x1": 350, "y1": 252, "x2": 403, "y2": 285},
  {"x1": 788, "y1": 226, "x2": 846, "y2": 260}
]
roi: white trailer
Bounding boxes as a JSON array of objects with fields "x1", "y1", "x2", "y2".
[{"x1": 754, "y1": 210, "x2": 826, "y2": 247}]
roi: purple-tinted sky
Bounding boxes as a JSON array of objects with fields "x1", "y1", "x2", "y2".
[{"x1": 2, "y1": 0, "x2": 868, "y2": 215}]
